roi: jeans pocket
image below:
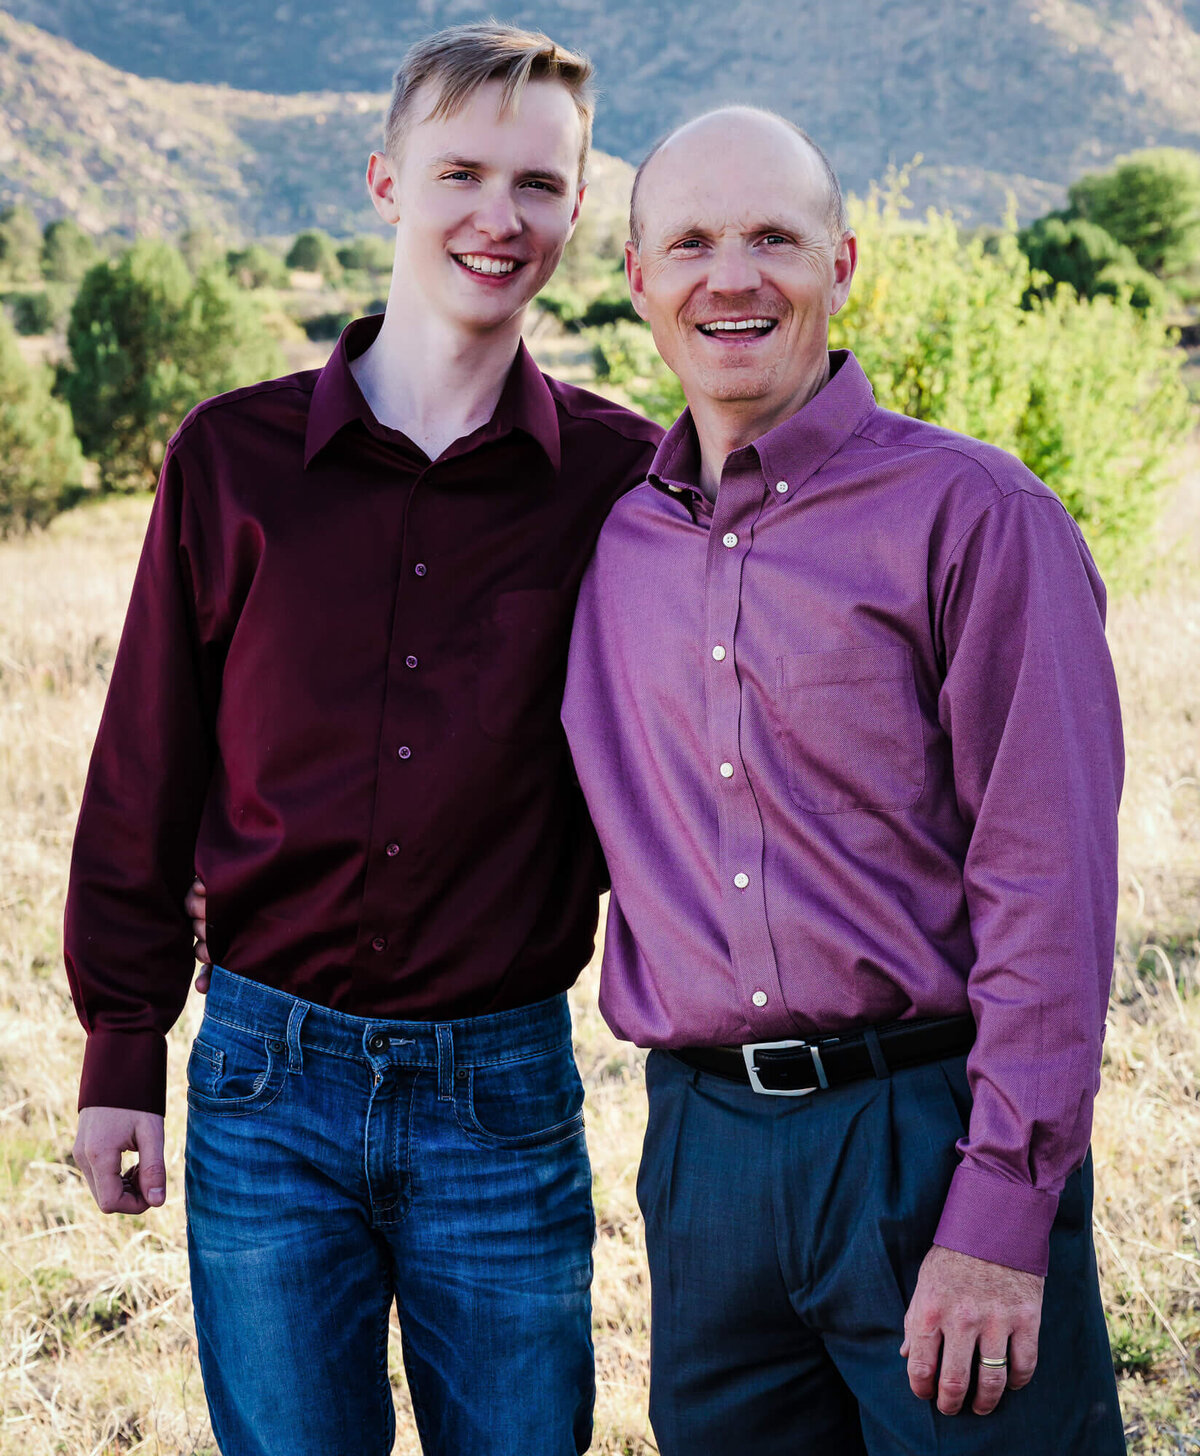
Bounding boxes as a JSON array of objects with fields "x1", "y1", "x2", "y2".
[
  {"x1": 456, "y1": 1041, "x2": 586, "y2": 1149},
  {"x1": 186, "y1": 1017, "x2": 287, "y2": 1119}
]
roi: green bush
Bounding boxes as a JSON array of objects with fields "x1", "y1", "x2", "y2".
[
  {"x1": 1019, "y1": 215, "x2": 1165, "y2": 313},
  {"x1": 0, "y1": 206, "x2": 43, "y2": 284},
  {"x1": 60, "y1": 241, "x2": 284, "y2": 491},
  {"x1": 286, "y1": 230, "x2": 341, "y2": 278},
  {"x1": 1068, "y1": 148, "x2": 1200, "y2": 278},
  {"x1": 335, "y1": 235, "x2": 393, "y2": 274},
  {"x1": 225, "y1": 244, "x2": 290, "y2": 290},
  {"x1": 301, "y1": 310, "x2": 353, "y2": 341},
  {"x1": 0, "y1": 312, "x2": 85, "y2": 534},
  {"x1": 41, "y1": 219, "x2": 98, "y2": 284},
  {"x1": 7, "y1": 286, "x2": 71, "y2": 336}
]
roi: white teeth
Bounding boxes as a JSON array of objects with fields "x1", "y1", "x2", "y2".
[
  {"x1": 699, "y1": 318, "x2": 776, "y2": 334},
  {"x1": 457, "y1": 254, "x2": 517, "y2": 275}
]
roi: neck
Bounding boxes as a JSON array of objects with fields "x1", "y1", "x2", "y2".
[
  {"x1": 350, "y1": 287, "x2": 526, "y2": 460},
  {"x1": 692, "y1": 353, "x2": 832, "y2": 500}
]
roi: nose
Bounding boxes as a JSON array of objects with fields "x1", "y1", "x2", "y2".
[
  {"x1": 706, "y1": 242, "x2": 761, "y2": 294},
  {"x1": 474, "y1": 185, "x2": 522, "y2": 241}
]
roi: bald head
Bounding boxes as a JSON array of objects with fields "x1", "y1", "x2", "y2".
[{"x1": 629, "y1": 107, "x2": 846, "y2": 251}]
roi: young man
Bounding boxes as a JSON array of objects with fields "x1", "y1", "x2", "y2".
[
  {"x1": 65, "y1": 24, "x2": 660, "y2": 1455},
  {"x1": 561, "y1": 107, "x2": 1126, "y2": 1454}
]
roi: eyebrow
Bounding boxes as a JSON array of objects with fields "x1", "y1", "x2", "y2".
[
  {"x1": 669, "y1": 218, "x2": 802, "y2": 238},
  {"x1": 431, "y1": 154, "x2": 570, "y2": 189}
]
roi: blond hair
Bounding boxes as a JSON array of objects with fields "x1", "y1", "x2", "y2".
[{"x1": 385, "y1": 22, "x2": 595, "y2": 179}]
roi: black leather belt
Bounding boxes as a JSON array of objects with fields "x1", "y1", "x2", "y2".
[{"x1": 670, "y1": 1015, "x2": 975, "y2": 1096}]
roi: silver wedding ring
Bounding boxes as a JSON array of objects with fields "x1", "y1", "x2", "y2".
[{"x1": 978, "y1": 1354, "x2": 1009, "y2": 1368}]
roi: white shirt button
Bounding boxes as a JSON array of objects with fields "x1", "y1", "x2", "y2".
[
  {"x1": 720, "y1": 762, "x2": 735, "y2": 779},
  {"x1": 752, "y1": 990, "x2": 768, "y2": 1007},
  {"x1": 775, "y1": 480, "x2": 789, "y2": 494},
  {"x1": 722, "y1": 532, "x2": 738, "y2": 548},
  {"x1": 733, "y1": 872, "x2": 750, "y2": 889},
  {"x1": 712, "y1": 645, "x2": 726, "y2": 661}
]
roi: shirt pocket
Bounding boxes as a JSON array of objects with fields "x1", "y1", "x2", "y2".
[
  {"x1": 775, "y1": 645, "x2": 925, "y2": 813},
  {"x1": 476, "y1": 588, "x2": 571, "y2": 744}
]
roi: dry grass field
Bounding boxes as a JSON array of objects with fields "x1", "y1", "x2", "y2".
[{"x1": 0, "y1": 465, "x2": 1197, "y2": 1454}]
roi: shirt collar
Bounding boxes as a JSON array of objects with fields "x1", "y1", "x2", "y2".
[
  {"x1": 647, "y1": 349, "x2": 876, "y2": 499},
  {"x1": 304, "y1": 314, "x2": 562, "y2": 474}
]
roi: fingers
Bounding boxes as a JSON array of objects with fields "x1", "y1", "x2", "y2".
[
  {"x1": 188, "y1": 877, "x2": 212, "y2": 970},
  {"x1": 194, "y1": 965, "x2": 211, "y2": 993},
  {"x1": 971, "y1": 1340, "x2": 1010, "y2": 1416},
  {"x1": 902, "y1": 1317, "x2": 942, "y2": 1402},
  {"x1": 1007, "y1": 1317, "x2": 1040, "y2": 1390},
  {"x1": 933, "y1": 1324, "x2": 975, "y2": 1415},
  {"x1": 184, "y1": 878, "x2": 206, "y2": 918},
  {"x1": 74, "y1": 1108, "x2": 167, "y2": 1216}
]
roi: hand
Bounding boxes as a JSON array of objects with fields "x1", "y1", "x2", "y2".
[
  {"x1": 186, "y1": 877, "x2": 211, "y2": 992},
  {"x1": 74, "y1": 1106, "x2": 167, "y2": 1214},
  {"x1": 901, "y1": 1244, "x2": 1043, "y2": 1416}
]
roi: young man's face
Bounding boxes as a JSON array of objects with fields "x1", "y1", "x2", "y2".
[
  {"x1": 370, "y1": 77, "x2": 585, "y2": 337},
  {"x1": 626, "y1": 115, "x2": 855, "y2": 426}
]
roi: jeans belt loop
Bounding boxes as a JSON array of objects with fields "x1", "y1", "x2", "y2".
[
  {"x1": 435, "y1": 1024, "x2": 455, "y2": 1102},
  {"x1": 863, "y1": 1024, "x2": 889, "y2": 1079},
  {"x1": 285, "y1": 1001, "x2": 307, "y2": 1075}
]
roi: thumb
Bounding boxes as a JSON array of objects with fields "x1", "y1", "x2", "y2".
[{"x1": 134, "y1": 1114, "x2": 167, "y2": 1206}]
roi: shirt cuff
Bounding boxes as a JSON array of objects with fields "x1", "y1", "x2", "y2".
[
  {"x1": 933, "y1": 1161, "x2": 1059, "y2": 1277},
  {"x1": 78, "y1": 1029, "x2": 169, "y2": 1116}
]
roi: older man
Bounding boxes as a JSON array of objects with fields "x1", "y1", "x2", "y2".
[{"x1": 562, "y1": 108, "x2": 1126, "y2": 1453}]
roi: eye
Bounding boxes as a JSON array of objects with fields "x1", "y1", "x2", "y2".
[
  {"x1": 521, "y1": 178, "x2": 562, "y2": 193},
  {"x1": 763, "y1": 233, "x2": 792, "y2": 246},
  {"x1": 673, "y1": 238, "x2": 704, "y2": 252},
  {"x1": 440, "y1": 170, "x2": 477, "y2": 183}
]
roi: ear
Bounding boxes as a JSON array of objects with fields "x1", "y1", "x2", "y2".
[
  {"x1": 625, "y1": 240, "x2": 650, "y2": 322},
  {"x1": 565, "y1": 179, "x2": 587, "y2": 243},
  {"x1": 366, "y1": 151, "x2": 401, "y2": 226},
  {"x1": 829, "y1": 230, "x2": 857, "y2": 316}
]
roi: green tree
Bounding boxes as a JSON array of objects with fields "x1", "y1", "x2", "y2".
[
  {"x1": 0, "y1": 312, "x2": 84, "y2": 534},
  {"x1": 286, "y1": 229, "x2": 341, "y2": 278},
  {"x1": 0, "y1": 205, "x2": 44, "y2": 283},
  {"x1": 1019, "y1": 214, "x2": 1165, "y2": 313},
  {"x1": 335, "y1": 235, "x2": 393, "y2": 274},
  {"x1": 41, "y1": 218, "x2": 99, "y2": 284},
  {"x1": 1068, "y1": 148, "x2": 1200, "y2": 278},
  {"x1": 61, "y1": 241, "x2": 284, "y2": 490},
  {"x1": 225, "y1": 244, "x2": 290, "y2": 290}
]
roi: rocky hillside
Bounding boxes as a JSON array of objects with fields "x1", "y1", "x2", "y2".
[{"x1": 3, "y1": 2, "x2": 1200, "y2": 233}]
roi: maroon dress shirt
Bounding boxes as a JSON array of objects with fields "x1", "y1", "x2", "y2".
[
  {"x1": 65, "y1": 315, "x2": 662, "y2": 1116},
  {"x1": 562, "y1": 351, "x2": 1124, "y2": 1276}
]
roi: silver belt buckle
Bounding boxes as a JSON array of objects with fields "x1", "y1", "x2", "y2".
[{"x1": 742, "y1": 1038, "x2": 828, "y2": 1096}]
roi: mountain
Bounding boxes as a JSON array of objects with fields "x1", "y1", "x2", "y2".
[
  {"x1": 3, "y1": 1, "x2": 1200, "y2": 234},
  {"x1": 0, "y1": 11, "x2": 636, "y2": 238}
]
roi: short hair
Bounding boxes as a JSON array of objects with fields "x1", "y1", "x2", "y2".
[
  {"x1": 385, "y1": 22, "x2": 595, "y2": 180},
  {"x1": 628, "y1": 107, "x2": 848, "y2": 249}
]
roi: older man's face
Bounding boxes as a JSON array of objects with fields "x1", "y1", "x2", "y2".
[{"x1": 626, "y1": 115, "x2": 855, "y2": 423}]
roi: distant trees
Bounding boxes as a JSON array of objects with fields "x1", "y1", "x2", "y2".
[
  {"x1": 41, "y1": 219, "x2": 99, "y2": 284},
  {"x1": 336, "y1": 235, "x2": 392, "y2": 274},
  {"x1": 286, "y1": 229, "x2": 341, "y2": 278},
  {"x1": 0, "y1": 206, "x2": 43, "y2": 284},
  {"x1": 0, "y1": 313, "x2": 84, "y2": 535},
  {"x1": 1018, "y1": 216, "x2": 1165, "y2": 313},
  {"x1": 1068, "y1": 149, "x2": 1200, "y2": 279},
  {"x1": 60, "y1": 241, "x2": 283, "y2": 490}
]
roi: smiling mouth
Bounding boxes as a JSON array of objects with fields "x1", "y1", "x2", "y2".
[
  {"x1": 697, "y1": 318, "x2": 778, "y2": 339},
  {"x1": 453, "y1": 253, "x2": 522, "y2": 277}
]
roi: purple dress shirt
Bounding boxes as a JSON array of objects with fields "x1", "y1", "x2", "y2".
[
  {"x1": 562, "y1": 350, "x2": 1123, "y2": 1276},
  {"x1": 65, "y1": 315, "x2": 661, "y2": 1116}
]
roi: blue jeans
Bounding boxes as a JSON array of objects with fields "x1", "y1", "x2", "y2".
[{"x1": 185, "y1": 968, "x2": 595, "y2": 1456}]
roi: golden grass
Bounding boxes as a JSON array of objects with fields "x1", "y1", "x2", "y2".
[{"x1": 0, "y1": 483, "x2": 1196, "y2": 1454}]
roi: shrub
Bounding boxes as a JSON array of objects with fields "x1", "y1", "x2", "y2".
[
  {"x1": 1068, "y1": 148, "x2": 1200, "y2": 278},
  {"x1": 0, "y1": 312, "x2": 84, "y2": 534},
  {"x1": 0, "y1": 206, "x2": 43, "y2": 284},
  {"x1": 286, "y1": 230, "x2": 341, "y2": 278},
  {"x1": 41, "y1": 219, "x2": 99, "y2": 284},
  {"x1": 301, "y1": 310, "x2": 353, "y2": 341},
  {"x1": 60, "y1": 241, "x2": 284, "y2": 491},
  {"x1": 225, "y1": 244, "x2": 290, "y2": 290},
  {"x1": 1019, "y1": 215, "x2": 1166, "y2": 313},
  {"x1": 8, "y1": 287, "x2": 71, "y2": 336},
  {"x1": 335, "y1": 235, "x2": 393, "y2": 274}
]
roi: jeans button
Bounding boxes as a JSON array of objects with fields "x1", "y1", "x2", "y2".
[{"x1": 368, "y1": 1033, "x2": 387, "y2": 1052}]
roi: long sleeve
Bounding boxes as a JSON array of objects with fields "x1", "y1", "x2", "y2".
[
  {"x1": 931, "y1": 488, "x2": 1123, "y2": 1275},
  {"x1": 64, "y1": 438, "x2": 221, "y2": 1115}
]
